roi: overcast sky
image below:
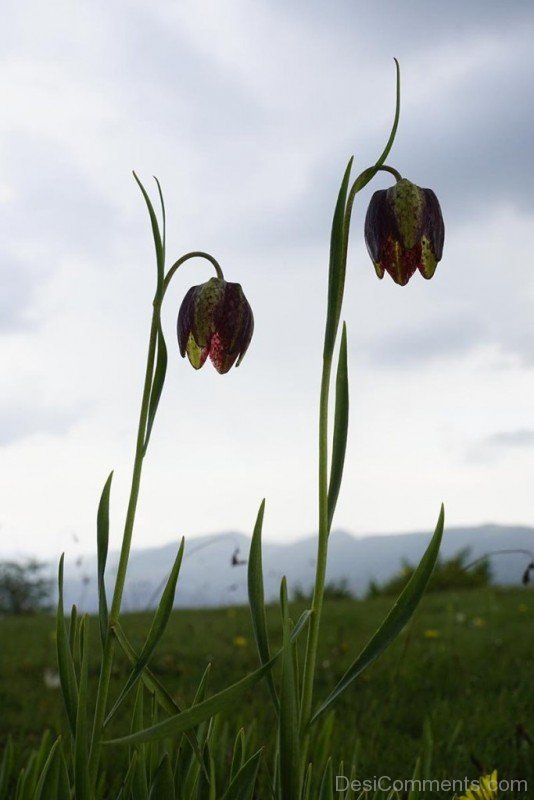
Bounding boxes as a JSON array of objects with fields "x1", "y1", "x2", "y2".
[{"x1": 1, "y1": 0, "x2": 534, "y2": 561}]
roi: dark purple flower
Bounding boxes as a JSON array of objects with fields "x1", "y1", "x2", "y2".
[
  {"x1": 177, "y1": 277, "x2": 254, "y2": 374},
  {"x1": 364, "y1": 178, "x2": 444, "y2": 286}
]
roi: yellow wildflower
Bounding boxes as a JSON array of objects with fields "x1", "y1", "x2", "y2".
[
  {"x1": 424, "y1": 629, "x2": 440, "y2": 639},
  {"x1": 233, "y1": 635, "x2": 247, "y2": 648},
  {"x1": 457, "y1": 770, "x2": 498, "y2": 800}
]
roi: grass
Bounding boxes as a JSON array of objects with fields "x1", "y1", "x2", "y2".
[{"x1": 1, "y1": 586, "x2": 532, "y2": 797}]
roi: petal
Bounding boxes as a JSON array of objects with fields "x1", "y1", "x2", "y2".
[
  {"x1": 185, "y1": 333, "x2": 209, "y2": 369},
  {"x1": 364, "y1": 189, "x2": 392, "y2": 264},
  {"x1": 422, "y1": 188, "x2": 445, "y2": 261},
  {"x1": 177, "y1": 286, "x2": 198, "y2": 356},
  {"x1": 208, "y1": 332, "x2": 238, "y2": 374}
]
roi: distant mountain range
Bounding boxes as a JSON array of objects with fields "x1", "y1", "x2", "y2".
[{"x1": 62, "y1": 524, "x2": 534, "y2": 611}]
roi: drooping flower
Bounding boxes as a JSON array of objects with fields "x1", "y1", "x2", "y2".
[
  {"x1": 364, "y1": 177, "x2": 444, "y2": 286},
  {"x1": 177, "y1": 277, "x2": 254, "y2": 374}
]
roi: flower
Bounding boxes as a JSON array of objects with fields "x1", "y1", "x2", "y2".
[
  {"x1": 177, "y1": 277, "x2": 254, "y2": 374},
  {"x1": 233, "y1": 635, "x2": 247, "y2": 648},
  {"x1": 364, "y1": 177, "x2": 444, "y2": 286},
  {"x1": 457, "y1": 770, "x2": 498, "y2": 800},
  {"x1": 424, "y1": 629, "x2": 440, "y2": 639}
]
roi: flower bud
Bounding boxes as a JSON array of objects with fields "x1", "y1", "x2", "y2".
[
  {"x1": 364, "y1": 178, "x2": 444, "y2": 286},
  {"x1": 177, "y1": 277, "x2": 254, "y2": 374}
]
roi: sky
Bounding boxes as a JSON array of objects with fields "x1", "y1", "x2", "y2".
[{"x1": 1, "y1": 0, "x2": 534, "y2": 561}]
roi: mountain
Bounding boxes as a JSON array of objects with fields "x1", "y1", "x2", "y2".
[{"x1": 62, "y1": 524, "x2": 534, "y2": 611}]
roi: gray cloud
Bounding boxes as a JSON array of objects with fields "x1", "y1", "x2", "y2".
[
  {"x1": 484, "y1": 429, "x2": 534, "y2": 449},
  {"x1": 0, "y1": 403, "x2": 80, "y2": 446},
  {"x1": 359, "y1": 313, "x2": 486, "y2": 366}
]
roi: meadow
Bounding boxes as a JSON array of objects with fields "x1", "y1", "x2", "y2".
[{"x1": 1, "y1": 587, "x2": 532, "y2": 797}]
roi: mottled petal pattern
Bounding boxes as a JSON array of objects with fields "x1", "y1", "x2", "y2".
[
  {"x1": 177, "y1": 277, "x2": 254, "y2": 373},
  {"x1": 364, "y1": 178, "x2": 444, "y2": 286}
]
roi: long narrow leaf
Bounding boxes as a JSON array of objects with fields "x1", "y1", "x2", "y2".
[
  {"x1": 247, "y1": 500, "x2": 279, "y2": 711},
  {"x1": 34, "y1": 737, "x2": 61, "y2": 800},
  {"x1": 56, "y1": 554, "x2": 78, "y2": 736},
  {"x1": 324, "y1": 158, "x2": 353, "y2": 358},
  {"x1": 311, "y1": 505, "x2": 445, "y2": 724},
  {"x1": 221, "y1": 748, "x2": 263, "y2": 800},
  {"x1": 74, "y1": 617, "x2": 90, "y2": 800},
  {"x1": 132, "y1": 172, "x2": 165, "y2": 291},
  {"x1": 105, "y1": 538, "x2": 185, "y2": 724},
  {"x1": 143, "y1": 323, "x2": 167, "y2": 454},
  {"x1": 279, "y1": 579, "x2": 300, "y2": 800},
  {"x1": 106, "y1": 624, "x2": 305, "y2": 747},
  {"x1": 97, "y1": 471, "x2": 113, "y2": 646},
  {"x1": 327, "y1": 323, "x2": 349, "y2": 531},
  {"x1": 318, "y1": 758, "x2": 334, "y2": 800},
  {"x1": 0, "y1": 735, "x2": 14, "y2": 797},
  {"x1": 148, "y1": 753, "x2": 175, "y2": 800}
]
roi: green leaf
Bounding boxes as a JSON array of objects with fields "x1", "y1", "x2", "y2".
[
  {"x1": 318, "y1": 758, "x2": 334, "y2": 800},
  {"x1": 132, "y1": 172, "x2": 165, "y2": 293},
  {"x1": 327, "y1": 323, "x2": 349, "y2": 531},
  {"x1": 195, "y1": 740, "x2": 216, "y2": 800},
  {"x1": 130, "y1": 683, "x2": 148, "y2": 800},
  {"x1": 113, "y1": 621, "x2": 181, "y2": 715},
  {"x1": 106, "y1": 618, "x2": 309, "y2": 747},
  {"x1": 279, "y1": 579, "x2": 300, "y2": 800},
  {"x1": 69, "y1": 604, "x2": 78, "y2": 659},
  {"x1": 302, "y1": 763, "x2": 312, "y2": 800},
  {"x1": 34, "y1": 737, "x2": 61, "y2": 800},
  {"x1": 56, "y1": 554, "x2": 78, "y2": 736},
  {"x1": 154, "y1": 176, "x2": 166, "y2": 268},
  {"x1": 143, "y1": 323, "x2": 168, "y2": 455},
  {"x1": 0, "y1": 735, "x2": 14, "y2": 797},
  {"x1": 74, "y1": 617, "x2": 91, "y2": 800},
  {"x1": 247, "y1": 499, "x2": 279, "y2": 711},
  {"x1": 220, "y1": 748, "x2": 262, "y2": 800},
  {"x1": 229, "y1": 729, "x2": 246, "y2": 782},
  {"x1": 105, "y1": 538, "x2": 185, "y2": 724},
  {"x1": 57, "y1": 748, "x2": 71, "y2": 800},
  {"x1": 148, "y1": 753, "x2": 175, "y2": 800},
  {"x1": 97, "y1": 471, "x2": 113, "y2": 646},
  {"x1": 311, "y1": 505, "x2": 445, "y2": 724},
  {"x1": 324, "y1": 158, "x2": 353, "y2": 358}
]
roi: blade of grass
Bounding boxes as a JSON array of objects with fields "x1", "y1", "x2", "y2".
[
  {"x1": 106, "y1": 619, "x2": 309, "y2": 747},
  {"x1": 74, "y1": 617, "x2": 90, "y2": 800},
  {"x1": 56, "y1": 554, "x2": 78, "y2": 736},
  {"x1": 148, "y1": 753, "x2": 175, "y2": 800},
  {"x1": 34, "y1": 737, "x2": 61, "y2": 800},
  {"x1": 105, "y1": 538, "x2": 184, "y2": 724},
  {"x1": 221, "y1": 748, "x2": 263, "y2": 800},
  {"x1": 97, "y1": 471, "x2": 113, "y2": 647},
  {"x1": 247, "y1": 499, "x2": 279, "y2": 712},
  {"x1": 311, "y1": 505, "x2": 444, "y2": 724},
  {"x1": 279, "y1": 578, "x2": 300, "y2": 800}
]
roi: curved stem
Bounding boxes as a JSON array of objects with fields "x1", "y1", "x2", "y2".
[
  {"x1": 163, "y1": 251, "x2": 224, "y2": 298},
  {"x1": 376, "y1": 164, "x2": 403, "y2": 182},
  {"x1": 89, "y1": 248, "x2": 222, "y2": 784}
]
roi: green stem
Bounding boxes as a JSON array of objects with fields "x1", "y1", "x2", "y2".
[
  {"x1": 89, "y1": 304, "x2": 159, "y2": 784},
  {"x1": 88, "y1": 250, "x2": 223, "y2": 786},
  {"x1": 299, "y1": 354, "x2": 333, "y2": 760},
  {"x1": 299, "y1": 166, "x2": 383, "y2": 770}
]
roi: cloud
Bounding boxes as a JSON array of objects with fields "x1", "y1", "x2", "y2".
[
  {"x1": 0, "y1": 402, "x2": 80, "y2": 446},
  {"x1": 484, "y1": 430, "x2": 534, "y2": 449}
]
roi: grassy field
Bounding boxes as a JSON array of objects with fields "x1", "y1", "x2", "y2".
[{"x1": 1, "y1": 587, "x2": 532, "y2": 797}]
